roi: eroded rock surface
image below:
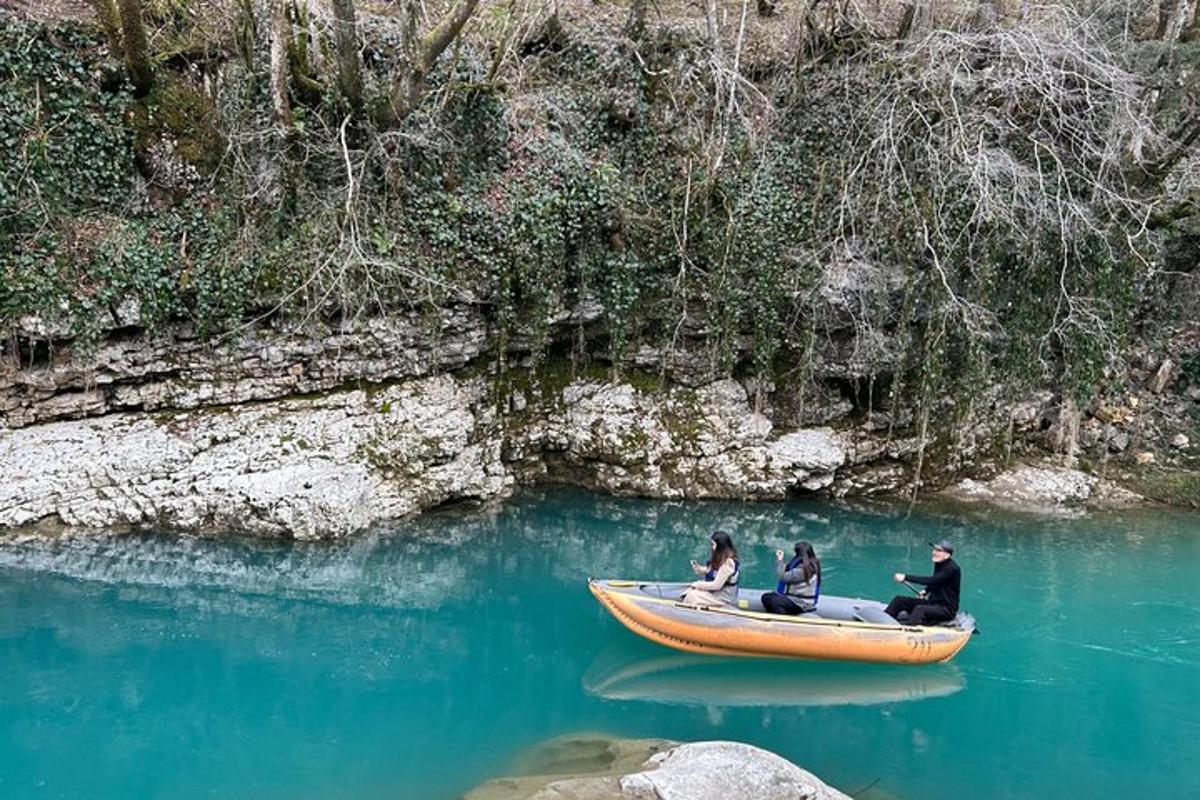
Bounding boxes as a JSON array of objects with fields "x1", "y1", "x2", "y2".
[
  {"x1": 0, "y1": 376, "x2": 510, "y2": 539},
  {"x1": 516, "y1": 378, "x2": 847, "y2": 500},
  {"x1": 2, "y1": 373, "x2": 862, "y2": 537},
  {"x1": 1, "y1": 309, "x2": 490, "y2": 429},
  {"x1": 944, "y1": 464, "x2": 1142, "y2": 512},
  {"x1": 5, "y1": 313, "x2": 1176, "y2": 538},
  {"x1": 464, "y1": 735, "x2": 849, "y2": 800}
]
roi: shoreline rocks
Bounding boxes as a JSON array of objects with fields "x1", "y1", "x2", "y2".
[
  {"x1": 942, "y1": 464, "x2": 1143, "y2": 513},
  {"x1": 2, "y1": 363, "x2": 1169, "y2": 539},
  {"x1": 7, "y1": 307, "x2": 1194, "y2": 538},
  {"x1": 0, "y1": 372, "x2": 865, "y2": 538},
  {"x1": 0, "y1": 376, "x2": 511, "y2": 539}
]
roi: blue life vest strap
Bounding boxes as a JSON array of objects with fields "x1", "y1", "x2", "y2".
[
  {"x1": 776, "y1": 555, "x2": 804, "y2": 594},
  {"x1": 705, "y1": 559, "x2": 740, "y2": 593}
]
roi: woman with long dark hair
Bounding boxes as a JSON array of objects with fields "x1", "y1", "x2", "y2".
[
  {"x1": 682, "y1": 530, "x2": 740, "y2": 607},
  {"x1": 761, "y1": 541, "x2": 821, "y2": 615}
]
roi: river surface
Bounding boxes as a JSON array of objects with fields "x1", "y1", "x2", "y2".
[{"x1": 2, "y1": 490, "x2": 1198, "y2": 799}]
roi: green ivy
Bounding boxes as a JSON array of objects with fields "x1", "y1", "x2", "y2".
[{"x1": 0, "y1": 12, "x2": 1152, "y2": 437}]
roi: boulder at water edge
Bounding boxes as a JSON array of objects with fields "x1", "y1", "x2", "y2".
[{"x1": 463, "y1": 734, "x2": 850, "y2": 800}]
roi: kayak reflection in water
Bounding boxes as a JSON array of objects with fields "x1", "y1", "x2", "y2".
[
  {"x1": 582, "y1": 645, "x2": 966, "y2": 708},
  {"x1": 885, "y1": 539, "x2": 962, "y2": 624},
  {"x1": 682, "y1": 531, "x2": 740, "y2": 607},
  {"x1": 760, "y1": 541, "x2": 821, "y2": 616}
]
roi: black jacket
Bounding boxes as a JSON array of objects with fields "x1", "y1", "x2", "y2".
[{"x1": 906, "y1": 558, "x2": 961, "y2": 615}]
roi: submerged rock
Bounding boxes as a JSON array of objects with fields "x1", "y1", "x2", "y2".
[
  {"x1": 463, "y1": 735, "x2": 849, "y2": 800},
  {"x1": 621, "y1": 741, "x2": 849, "y2": 800}
]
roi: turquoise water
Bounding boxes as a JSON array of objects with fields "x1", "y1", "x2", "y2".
[{"x1": 2, "y1": 490, "x2": 1199, "y2": 799}]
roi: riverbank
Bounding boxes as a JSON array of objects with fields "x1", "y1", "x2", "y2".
[
  {"x1": 4, "y1": 3, "x2": 1200, "y2": 538},
  {"x1": 2, "y1": 352, "x2": 1180, "y2": 538},
  {"x1": 5, "y1": 314, "x2": 1196, "y2": 539}
]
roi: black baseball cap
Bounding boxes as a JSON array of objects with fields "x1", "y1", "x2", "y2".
[{"x1": 929, "y1": 540, "x2": 954, "y2": 554}]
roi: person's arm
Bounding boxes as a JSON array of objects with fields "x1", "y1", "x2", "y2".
[
  {"x1": 904, "y1": 568, "x2": 952, "y2": 588},
  {"x1": 691, "y1": 559, "x2": 735, "y2": 591},
  {"x1": 776, "y1": 559, "x2": 806, "y2": 584},
  {"x1": 690, "y1": 559, "x2": 707, "y2": 576}
]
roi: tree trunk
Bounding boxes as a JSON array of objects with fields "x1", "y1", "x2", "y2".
[
  {"x1": 270, "y1": 0, "x2": 295, "y2": 135},
  {"x1": 1158, "y1": 0, "x2": 1173, "y2": 39},
  {"x1": 1186, "y1": 0, "x2": 1200, "y2": 42},
  {"x1": 330, "y1": 0, "x2": 364, "y2": 109},
  {"x1": 115, "y1": 0, "x2": 152, "y2": 96},
  {"x1": 287, "y1": 1, "x2": 324, "y2": 105},
  {"x1": 89, "y1": 0, "x2": 124, "y2": 60},
  {"x1": 703, "y1": 0, "x2": 725, "y2": 64},
  {"x1": 625, "y1": 0, "x2": 647, "y2": 39},
  {"x1": 755, "y1": 0, "x2": 776, "y2": 17},
  {"x1": 1158, "y1": 0, "x2": 1189, "y2": 41},
  {"x1": 234, "y1": 0, "x2": 257, "y2": 73},
  {"x1": 386, "y1": 0, "x2": 481, "y2": 125},
  {"x1": 896, "y1": 2, "x2": 917, "y2": 40}
]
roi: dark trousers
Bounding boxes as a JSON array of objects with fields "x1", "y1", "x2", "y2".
[
  {"x1": 885, "y1": 595, "x2": 954, "y2": 625},
  {"x1": 761, "y1": 592, "x2": 804, "y2": 615}
]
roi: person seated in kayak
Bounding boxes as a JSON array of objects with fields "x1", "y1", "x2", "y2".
[
  {"x1": 885, "y1": 540, "x2": 961, "y2": 625},
  {"x1": 682, "y1": 531, "x2": 740, "y2": 607},
  {"x1": 760, "y1": 541, "x2": 821, "y2": 615}
]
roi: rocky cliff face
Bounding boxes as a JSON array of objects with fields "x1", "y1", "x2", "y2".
[
  {"x1": 2, "y1": 304, "x2": 1196, "y2": 538},
  {"x1": 0, "y1": 370, "x2": 891, "y2": 539},
  {"x1": 0, "y1": 305, "x2": 491, "y2": 428},
  {"x1": 0, "y1": 303, "x2": 958, "y2": 537}
]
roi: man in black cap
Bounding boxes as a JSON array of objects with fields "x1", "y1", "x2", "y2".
[{"x1": 884, "y1": 540, "x2": 961, "y2": 625}]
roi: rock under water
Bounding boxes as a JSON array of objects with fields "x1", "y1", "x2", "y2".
[{"x1": 463, "y1": 734, "x2": 850, "y2": 800}]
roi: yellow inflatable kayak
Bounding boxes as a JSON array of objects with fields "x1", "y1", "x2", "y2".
[{"x1": 588, "y1": 579, "x2": 975, "y2": 665}]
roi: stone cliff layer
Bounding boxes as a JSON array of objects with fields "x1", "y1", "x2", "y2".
[{"x1": 2, "y1": 309, "x2": 1196, "y2": 538}]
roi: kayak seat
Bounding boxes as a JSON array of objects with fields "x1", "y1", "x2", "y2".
[{"x1": 853, "y1": 606, "x2": 901, "y2": 626}]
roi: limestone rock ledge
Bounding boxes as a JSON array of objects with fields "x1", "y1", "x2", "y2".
[
  {"x1": 0, "y1": 375, "x2": 510, "y2": 539},
  {"x1": 513, "y1": 378, "x2": 848, "y2": 499},
  {"x1": 942, "y1": 463, "x2": 1142, "y2": 513},
  {"x1": 1, "y1": 374, "x2": 862, "y2": 538},
  {"x1": 464, "y1": 735, "x2": 850, "y2": 800}
]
